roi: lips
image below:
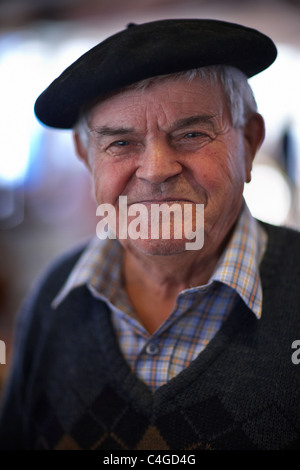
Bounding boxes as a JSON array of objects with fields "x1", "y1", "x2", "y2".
[{"x1": 125, "y1": 198, "x2": 197, "y2": 205}]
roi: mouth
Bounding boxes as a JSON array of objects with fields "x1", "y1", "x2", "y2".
[{"x1": 127, "y1": 198, "x2": 197, "y2": 205}]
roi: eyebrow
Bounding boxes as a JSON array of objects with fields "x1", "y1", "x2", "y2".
[
  {"x1": 90, "y1": 126, "x2": 135, "y2": 137},
  {"x1": 90, "y1": 114, "x2": 217, "y2": 137},
  {"x1": 171, "y1": 114, "x2": 217, "y2": 131}
]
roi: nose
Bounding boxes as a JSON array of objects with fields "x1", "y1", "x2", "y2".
[{"x1": 135, "y1": 139, "x2": 183, "y2": 184}]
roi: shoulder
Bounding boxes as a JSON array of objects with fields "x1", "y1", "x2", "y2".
[
  {"x1": 259, "y1": 220, "x2": 300, "y2": 259},
  {"x1": 15, "y1": 239, "x2": 91, "y2": 338},
  {"x1": 258, "y1": 220, "x2": 300, "y2": 295},
  {"x1": 260, "y1": 220, "x2": 300, "y2": 239},
  {"x1": 31, "y1": 239, "x2": 90, "y2": 305}
]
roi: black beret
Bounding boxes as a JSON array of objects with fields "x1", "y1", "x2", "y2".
[{"x1": 34, "y1": 18, "x2": 277, "y2": 129}]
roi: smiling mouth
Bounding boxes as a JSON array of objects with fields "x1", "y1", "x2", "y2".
[{"x1": 127, "y1": 198, "x2": 197, "y2": 205}]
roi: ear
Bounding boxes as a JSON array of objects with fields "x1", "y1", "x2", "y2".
[
  {"x1": 243, "y1": 112, "x2": 265, "y2": 183},
  {"x1": 73, "y1": 130, "x2": 90, "y2": 169}
]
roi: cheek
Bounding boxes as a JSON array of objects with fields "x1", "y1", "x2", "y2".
[
  {"x1": 91, "y1": 158, "x2": 135, "y2": 206},
  {"x1": 196, "y1": 139, "x2": 246, "y2": 190},
  {"x1": 189, "y1": 151, "x2": 226, "y2": 194}
]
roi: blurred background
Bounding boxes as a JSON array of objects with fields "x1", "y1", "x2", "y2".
[{"x1": 1, "y1": 0, "x2": 300, "y2": 397}]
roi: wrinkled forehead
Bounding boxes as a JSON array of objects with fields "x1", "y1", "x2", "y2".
[{"x1": 88, "y1": 75, "x2": 229, "y2": 130}]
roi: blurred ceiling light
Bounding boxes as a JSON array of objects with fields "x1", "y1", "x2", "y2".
[
  {"x1": 0, "y1": 34, "x2": 44, "y2": 187},
  {"x1": 0, "y1": 29, "x2": 96, "y2": 188},
  {"x1": 249, "y1": 44, "x2": 300, "y2": 152},
  {"x1": 243, "y1": 163, "x2": 293, "y2": 225}
]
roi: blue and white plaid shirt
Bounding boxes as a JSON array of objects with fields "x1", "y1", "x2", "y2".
[{"x1": 53, "y1": 203, "x2": 267, "y2": 392}]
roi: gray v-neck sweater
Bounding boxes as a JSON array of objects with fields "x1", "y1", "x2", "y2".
[{"x1": 0, "y1": 222, "x2": 300, "y2": 450}]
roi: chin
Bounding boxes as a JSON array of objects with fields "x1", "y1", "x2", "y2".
[{"x1": 124, "y1": 238, "x2": 189, "y2": 257}]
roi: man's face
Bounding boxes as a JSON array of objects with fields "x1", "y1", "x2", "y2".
[{"x1": 79, "y1": 76, "x2": 257, "y2": 257}]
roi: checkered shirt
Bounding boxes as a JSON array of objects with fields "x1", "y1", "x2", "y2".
[{"x1": 53, "y1": 203, "x2": 267, "y2": 392}]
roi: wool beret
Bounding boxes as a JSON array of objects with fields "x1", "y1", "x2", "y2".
[{"x1": 34, "y1": 18, "x2": 277, "y2": 129}]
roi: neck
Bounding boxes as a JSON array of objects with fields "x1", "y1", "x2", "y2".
[
  {"x1": 122, "y1": 237, "x2": 229, "y2": 334},
  {"x1": 124, "y1": 248, "x2": 217, "y2": 292}
]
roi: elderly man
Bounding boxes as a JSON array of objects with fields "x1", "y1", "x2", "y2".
[{"x1": 0, "y1": 19, "x2": 300, "y2": 451}]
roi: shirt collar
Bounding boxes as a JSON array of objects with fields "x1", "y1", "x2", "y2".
[
  {"x1": 52, "y1": 203, "x2": 267, "y2": 318},
  {"x1": 209, "y1": 204, "x2": 267, "y2": 318}
]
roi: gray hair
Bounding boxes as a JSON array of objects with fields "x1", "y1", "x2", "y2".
[{"x1": 75, "y1": 65, "x2": 258, "y2": 147}]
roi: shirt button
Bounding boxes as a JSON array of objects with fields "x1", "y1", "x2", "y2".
[{"x1": 145, "y1": 342, "x2": 160, "y2": 355}]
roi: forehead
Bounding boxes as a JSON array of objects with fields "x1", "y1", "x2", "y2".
[{"x1": 88, "y1": 76, "x2": 228, "y2": 127}]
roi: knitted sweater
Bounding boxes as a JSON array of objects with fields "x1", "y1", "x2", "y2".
[{"x1": 0, "y1": 222, "x2": 300, "y2": 450}]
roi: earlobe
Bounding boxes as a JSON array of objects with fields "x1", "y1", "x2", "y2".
[{"x1": 243, "y1": 112, "x2": 265, "y2": 182}]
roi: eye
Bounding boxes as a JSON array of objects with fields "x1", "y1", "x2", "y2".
[
  {"x1": 184, "y1": 132, "x2": 206, "y2": 139},
  {"x1": 110, "y1": 140, "x2": 130, "y2": 147},
  {"x1": 172, "y1": 129, "x2": 214, "y2": 151},
  {"x1": 105, "y1": 139, "x2": 140, "y2": 157}
]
